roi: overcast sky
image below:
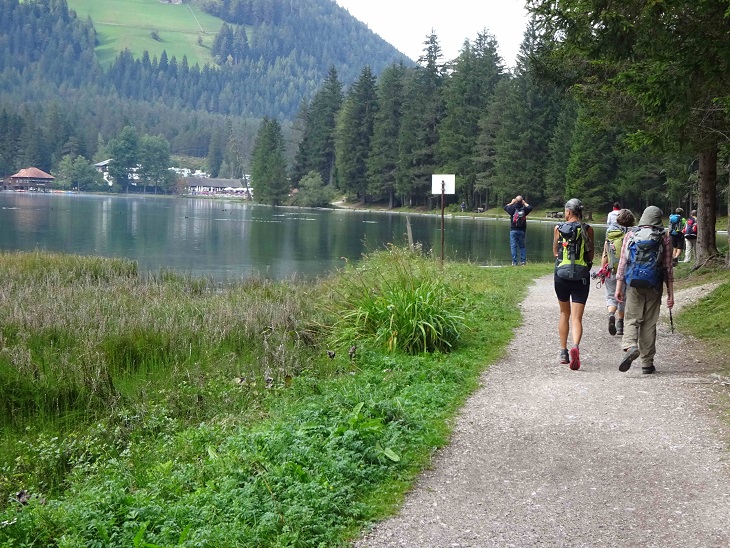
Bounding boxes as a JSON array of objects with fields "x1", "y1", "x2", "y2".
[{"x1": 335, "y1": 1, "x2": 530, "y2": 69}]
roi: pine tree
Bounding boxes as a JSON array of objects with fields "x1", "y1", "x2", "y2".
[
  {"x1": 335, "y1": 66, "x2": 377, "y2": 203},
  {"x1": 207, "y1": 129, "x2": 224, "y2": 177},
  {"x1": 491, "y1": 19, "x2": 564, "y2": 204},
  {"x1": 291, "y1": 66, "x2": 343, "y2": 186},
  {"x1": 438, "y1": 31, "x2": 505, "y2": 207},
  {"x1": 397, "y1": 32, "x2": 445, "y2": 206},
  {"x1": 367, "y1": 62, "x2": 407, "y2": 208},
  {"x1": 544, "y1": 97, "x2": 578, "y2": 207},
  {"x1": 251, "y1": 117, "x2": 288, "y2": 205},
  {"x1": 565, "y1": 104, "x2": 621, "y2": 211},
  {"x1": 473, "y1": 78, "x2": 512, "y2": 210}
]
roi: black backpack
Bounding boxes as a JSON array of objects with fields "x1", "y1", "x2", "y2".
[{"x1": 512, "y1": 208, "x2": 526, "y2": 228}]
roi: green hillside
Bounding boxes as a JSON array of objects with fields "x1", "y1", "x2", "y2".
[{"x1": 67, "y1": 0, "x2": 226, "y2": 66}]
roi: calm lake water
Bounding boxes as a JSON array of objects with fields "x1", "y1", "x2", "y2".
[{"x1": 0, "y1": 192, "x2": 610, "y2": 281}]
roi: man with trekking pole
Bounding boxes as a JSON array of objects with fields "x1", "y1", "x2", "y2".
[{"x1": 614, "y1": 206, "x2": 675, "y2": 375}]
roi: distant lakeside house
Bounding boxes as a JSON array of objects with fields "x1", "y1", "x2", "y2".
[
  {"x1": 3, "y1": 167, "x2": 55, "y2": 190},
  {"x1": 183, "y1": 176, "x2": 252, "y2": 198}
]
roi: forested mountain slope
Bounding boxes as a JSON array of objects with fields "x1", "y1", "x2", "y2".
[{"x1": 0, "y1": 0, "x2": 410, "y2": 176}]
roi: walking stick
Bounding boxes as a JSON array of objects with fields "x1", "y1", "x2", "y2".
[{"x1": 669, "y1": 308, "x2": 674, "y2": 333}]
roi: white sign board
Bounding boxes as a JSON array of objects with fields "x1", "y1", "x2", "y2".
[{"x1": 431, "y1": 174, "x2": 455, "y2": 195}]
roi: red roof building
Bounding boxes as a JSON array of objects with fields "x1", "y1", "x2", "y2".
[{"x1": 5, "y1": 167, "x2": 55, "y2": 190}]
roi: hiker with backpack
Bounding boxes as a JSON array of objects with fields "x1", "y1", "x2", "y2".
[
  {"x1": 668, "y1": 207, "x2": 686, "y2": 265},
  {"x1": 600, "y1": 208, "x2": 636, "y2": 337},
  {"x1": 683, "y1": 209, "x2": 698, "y2": 263},
  {"x1": 504, "y1": 195, "x2": 533, "y2": 266},
  {"x1": 553, "y1": 198, "x2": 595, "y2": 370},
  {"x1": 614, "y1": 206, "x2": 675, "y2": 374}
]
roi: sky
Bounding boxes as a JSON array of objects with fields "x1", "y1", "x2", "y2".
[{"x1": 335, "y1": 1, "x2": 530, "y2": 69}]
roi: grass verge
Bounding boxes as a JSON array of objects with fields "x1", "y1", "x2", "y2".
[
  {"x1": 674, "y1": 262, "x2": 730, "y2": 376},
  {"x1": 0, "y1": 250, "x2": 548, "y2": 546}
]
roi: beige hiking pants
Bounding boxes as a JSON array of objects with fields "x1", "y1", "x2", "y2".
[{"x1": 621, "y1": 286, "x2": 663, "y2": 367}]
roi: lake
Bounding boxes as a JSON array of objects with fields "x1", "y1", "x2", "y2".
[{"x1": 0, "y1": 192, "x2": 610, "y2": 281}]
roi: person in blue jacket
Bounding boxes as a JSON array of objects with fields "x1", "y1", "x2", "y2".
[{"x1": 504, "y1": 195, "x2": 533, "y2": 265}]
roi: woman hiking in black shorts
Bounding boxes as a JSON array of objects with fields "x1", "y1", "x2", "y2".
[{"x1": 553, "y1": 198, "x2": 595, "y2": 370}]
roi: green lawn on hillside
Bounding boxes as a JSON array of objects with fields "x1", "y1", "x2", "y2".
[{"x1": 67, "y1": 0, "x2": 228, "y2": 67}]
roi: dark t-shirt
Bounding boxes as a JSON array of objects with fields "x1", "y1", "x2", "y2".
[{"x1": 504, "y1": 204, "x2": 533, "y2": 231}]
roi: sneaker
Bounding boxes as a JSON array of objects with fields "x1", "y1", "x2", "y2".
[
  {"x1": 559, "y1": 349, "x2": 569, "y2": 364},
  {"x1": 569, "y1": 346, "x2": 580, "y2": 370},
  {"x1": 608, "y1": 315, "x2": 616, "y2": 336},
  {"x1": 520, "y1": 262, "x2": 526, "y2": 266},
  {"x1": 616, "y1": 319, "x2": 624, "y2": 336},
  {"x1": 642, "y1": 365, "x2": 656, "y2": 374},
  {"x1": 619, "y1": 346, "x2": 640, "y2": 372}
]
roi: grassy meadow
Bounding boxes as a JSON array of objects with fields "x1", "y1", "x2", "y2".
[
  {"x1": 0, "y1": 249, "x2": 548, "y2": 546},
  {"x1": 67, "y1": 0, "x2": 228, "y2": 67}
]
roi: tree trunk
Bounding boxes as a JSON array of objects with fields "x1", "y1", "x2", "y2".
[
  {"x1": 727, "y1": 165, "x2": 730, "y2": 267},
  {"x1": 696, "y1": 149, "x2": 719, "y2": 263}
]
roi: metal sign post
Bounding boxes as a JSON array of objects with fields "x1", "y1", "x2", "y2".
[{"x1": 431, "y1": 174, "x2": 456, "y2": 265}]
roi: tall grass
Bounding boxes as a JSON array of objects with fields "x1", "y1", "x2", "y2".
[
  {"x1": 0, "y1": 250, "x2": 547, "y2": 546},
  {"x1": 329, "y1": 245, "x2": 467, "y2": 354},
  {"x1": 0, "y1": 251, "x2": 326, "y2": 504},
  {"x1": 0, "y1": 252, "x2": 320, "y2": 429}
]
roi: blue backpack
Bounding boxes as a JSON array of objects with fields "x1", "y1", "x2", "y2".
[
  {"x1": 669, "y1": 213, "x2": 682, "y2": 236},
  {"x1": 625, "y1": 227, "x2": 665, "y2": 288}
]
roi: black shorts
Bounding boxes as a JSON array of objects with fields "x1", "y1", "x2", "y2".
[
  {"x1": 670, "y1": 233, "x2": 685, "y2": 249},
  {"x1": 554, "y1": 273, "x2": 590, "y2": 304}
]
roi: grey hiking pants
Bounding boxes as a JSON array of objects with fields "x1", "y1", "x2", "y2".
[{"x1": 622, "y1": 286, "x2": 663, "y2": 367}]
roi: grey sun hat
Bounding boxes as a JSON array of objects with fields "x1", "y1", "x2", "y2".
[{"x1": 639, "y1": 205, "x2": 663, "y2": 228}]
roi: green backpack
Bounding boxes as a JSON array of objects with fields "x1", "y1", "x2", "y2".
[
  {"x1": 606, "y1": 229, "x2": 625, "y2": 274},
  {"x1": 556, "y1": 221, "x2": 591, "y2": 280}
]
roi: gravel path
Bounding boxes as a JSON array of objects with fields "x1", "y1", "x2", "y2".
[{"x1": 356, "y1": 275, "x2": 730, "y2": 547}]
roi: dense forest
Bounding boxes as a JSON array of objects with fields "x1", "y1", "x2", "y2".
[
  {"x1": 252, "y1": 1, "x2": 729, "y2": 266},
  {"x1": 0, "y1": 0, "x2": 407, "y2": 178}
]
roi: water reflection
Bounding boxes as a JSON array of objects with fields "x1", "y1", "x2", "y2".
[{"x1": 0, "y1": 193, "x2": 610, "y2": 281}]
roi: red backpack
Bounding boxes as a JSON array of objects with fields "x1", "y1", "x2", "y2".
[
  {"x1": 512, "y1": 208, "x2": 526, "y2": 228},
  {"x1": 683, "y1": 217, "x2": 697, "y2": 237}
]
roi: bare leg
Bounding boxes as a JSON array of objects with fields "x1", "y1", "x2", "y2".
[
  {"x1": 570, "y1": 301, "x2": 586, "y2": 347},
  {"x1": 558, "y1": 300, "x2": 571, "y2": 349}
]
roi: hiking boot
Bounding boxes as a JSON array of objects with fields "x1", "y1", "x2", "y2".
[
  {"x1": 616, "y1": 319, "x2": 624, "y2": 336},
  {"x1": 608, "y1": 315, "x2": 616, "y2": 336},
  {"x1": 559, "y1": 349, "x2": 569, "y2": 364},
  {"x1": 642, "y1": 365, "x2": 656, "y2": 374},
  {"x1": 569, "y1": 346, "x2": 580, "y2": 370},
  {"x1": 619, "y1": 346, "x2": 640, "y2": 372}
]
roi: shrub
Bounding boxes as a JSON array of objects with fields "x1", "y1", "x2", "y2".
[{"x1": 330, "y1": 246, "x2": 467, "y2": 354}]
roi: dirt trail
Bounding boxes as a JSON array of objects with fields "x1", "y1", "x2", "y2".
[{"x1": 356, "y1": 275, "x2": 730, "y2": 547}]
